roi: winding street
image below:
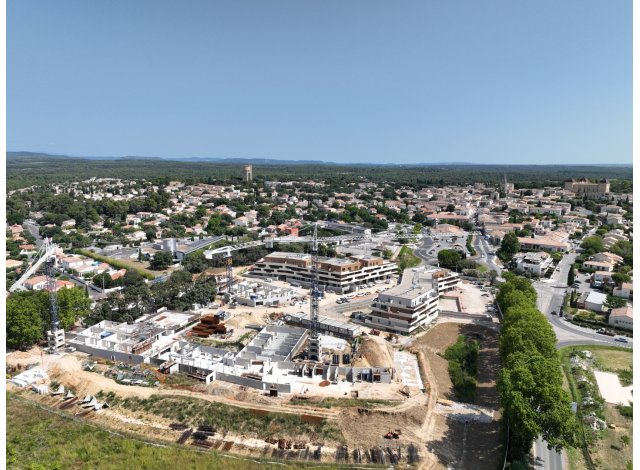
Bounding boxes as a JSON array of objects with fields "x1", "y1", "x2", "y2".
[
  {"x1": 533, "y1": 253, "x2": 631, "y2": 350},
  {"x1": 472, "y1": 232, "x2": 503, "y2": 273}
]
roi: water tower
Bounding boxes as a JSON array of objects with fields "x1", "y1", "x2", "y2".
[{"x1": 243, "y1": 164, "x2": 253, "y2": 183}]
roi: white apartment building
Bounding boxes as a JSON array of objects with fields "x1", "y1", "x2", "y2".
[
  {"x1": 512, "y1": 252, "x2": 552, "y2": 276},
  {"x1": 365, "y1": 267, "x2": 459, "y2": 334},
  {"x1": 249, "y1": 252, "x2": 397, "y2": 293}
]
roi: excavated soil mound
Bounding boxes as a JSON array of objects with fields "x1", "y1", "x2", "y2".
[{"x1": 352, "y1": 337, "x2": 393, "y2": 368}]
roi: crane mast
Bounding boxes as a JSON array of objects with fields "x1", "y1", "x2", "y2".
[
  {"x1": 45, "y1": 253, "x2": 65, "y2": 352},
  {"x1": 224, "y1": 246, "x2": 234, "y2": 304},
  {"x1": 308, "y1": 223, "x2": 321, "y2": 361},
  {"x1": 10, "y1": 237, "x2": 65, "y2": 351}
]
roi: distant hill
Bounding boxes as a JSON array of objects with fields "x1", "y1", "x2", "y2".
[{"x1": 6, "y1": 151, "x2": 632, "y2": 167}]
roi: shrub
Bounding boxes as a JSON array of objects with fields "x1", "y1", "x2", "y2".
[
  {"x1": 618, "y1": 405, "x2": 633, "y2": 418},
  {"x1": 444, "y1": 335, "x2": 479, "y2": 402}
]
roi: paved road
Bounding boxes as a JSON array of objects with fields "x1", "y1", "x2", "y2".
[
  {"x1": 532, "y1": 251, "x2": 632, "y2": 470},
  {"x1": 533, "y1": 253, "x2": 631, "y2": 349},
  {"x1": 24, "y1": 220, "x2": 44, "y2": 248},
  {"x1": 414, "y1": 234, "x2": 437, "y2": 266},
  {"x1": 472, "y1": 233, "x2": 502, "y2": 273},
  {"x1": 533, "y1": 436, "x2": 563, "y2": 470}
]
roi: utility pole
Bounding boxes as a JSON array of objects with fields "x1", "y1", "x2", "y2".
[{"x1": 308, "y1": 223, "x2": 321, "y2": 361}]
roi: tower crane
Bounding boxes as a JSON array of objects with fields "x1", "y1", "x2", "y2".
[
  {"x1": 308, "y1": 223, "x2": 321, "y2": 361},
  {"x1": 223, "y1": 246, "x2": 234, "y2": 304},
  {"x1": 9, "y1": 238, "x2": 66, "y2": 352}
]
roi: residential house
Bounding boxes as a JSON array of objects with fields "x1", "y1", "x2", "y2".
[{"x1": 609, "y1": 306, "x2": 633, "y2": 331}]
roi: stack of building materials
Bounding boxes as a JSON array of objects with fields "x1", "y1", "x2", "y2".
[
  {"x1": 10, "y1": 367, "x2": 48, "y2": 387},
  {"x1": 31, "y1": 384, "x2": 49, "y2": 395},
  {"x1": 190, "y1": 315, "x2": 227, "y2": 337}
]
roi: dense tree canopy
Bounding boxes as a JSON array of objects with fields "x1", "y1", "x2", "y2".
[
  {"x1": 498, "y1": 232, "x2": 520, "y2": 262},
  {"x1": 437, "y1": 249, "x2": 462, "y2": 269},
  {"x1": 7, "y1": 287, "x2": 89, "y2": 350},
  {"x1": 6, "y1": 291, "x2": 47, "y2": 350},
  {"x1": 580, "y1": 236, "x2": 604, "y2": 256},
  {"x1": 7, "y1": 154, "x2": 632, "y2": 192},
  {"x1": 496, "y1": 275, "x2": 578, "y2": 459}
]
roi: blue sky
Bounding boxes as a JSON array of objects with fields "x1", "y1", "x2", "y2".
[{"x1": 7, "y1": 1, "x2": 632, "y2": 164}]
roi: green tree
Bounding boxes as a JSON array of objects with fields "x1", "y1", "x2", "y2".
[
  {"x1": 93, "y1": 272, "x2": 117, "y2": 290},
  {"x1": 496, "y1": 277, "x2": 537, "y2": 312},
  {"x1": 498, "y1": 232, "x2": 520, "y2": 262},
  {"x1": 438, "y1": 249, "x2": 462, "y2": 269},
  {"x1": 581, "y1": 236, "x2": 604, "y2": 255},
  {"x1": 496, "y1": 275, "x2": 578, "y2": 458},
  {"x1": 605, "y1": 295, "x2": 627, "y2": 310},
  {"x1": 56, "y1": 287, "x2": 92, "y2": 330},
  {"x1": 122, "y1": 269, "x2": 145, "y2": 287},
  {"x1": 500, "y1": 314, "x2": 557, "y2": 359},
  {"x1": 150, "y1": 251, "x2": 174, "y2": 270},
  {"x1": 499, "y1": 351, "x2": 578, "y2": 457},
  {"x1": 185, "y1": 277, "x2": 217, "y2": 307},
  {"x1": 7, "y1": 291, "x2": 48, "y2": 350},
  {"x1": 610, "y1": 240, "x2": 633, "y2": 266},
  {"x1": 612, "y1": 272, "x2": 631, "y2": 286},
  {"x1": 183, "y1": 253, "x2": 208, "y2": 274}
]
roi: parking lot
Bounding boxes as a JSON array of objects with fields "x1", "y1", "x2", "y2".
[
  {"x1": 423, "y1": 230, "x2": 471, "y2": 258},
  {"x1": 456, "y1": 281, "x2": 496, "y2": 315}
]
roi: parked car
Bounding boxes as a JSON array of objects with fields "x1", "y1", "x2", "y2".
[{"x1": 596, "y1": 328, "x2": 615, "y2": 337}]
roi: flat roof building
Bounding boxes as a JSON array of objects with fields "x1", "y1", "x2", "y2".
[
  {"x1": 366, "y1": 268, "x2": 442, "y2": 334},
  {"x1": 249, "y1": 252, "x2": 397, "y2": 293}
]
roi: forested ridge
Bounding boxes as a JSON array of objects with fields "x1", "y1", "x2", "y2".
[{"x1": 7, "y1": 153, "x2": 633, "y2": 191}]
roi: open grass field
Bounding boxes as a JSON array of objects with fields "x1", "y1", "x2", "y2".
[
  {"x1": 6, "y1": 393, "x2": 352, "y2": 470},
  {"x1": 75, "y1": 249, "x2": 159, "y2": 279},
  {"x1": 591, "y1": 348, "x2": 633, "y2": 372}
]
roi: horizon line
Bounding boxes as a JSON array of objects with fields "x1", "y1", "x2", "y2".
[{"x1": 6, "y1": 149, "x2": 634, "y2": 167}]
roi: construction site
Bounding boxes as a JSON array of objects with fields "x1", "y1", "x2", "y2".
[{"x1": 7, "y1": 229, "x2": 504, "y2": 468}]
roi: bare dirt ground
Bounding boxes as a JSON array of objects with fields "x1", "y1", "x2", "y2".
[
  {"x1": 352, "y1": 336, "x2": 394, "y2": 368},
  {"x1": 408, "y1": 322, "x2": 503, "y2": 470}
]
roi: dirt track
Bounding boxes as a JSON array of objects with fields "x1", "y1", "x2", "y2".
[{"x1": 408, "y1": 322, "x2": 503, "y2": 470}]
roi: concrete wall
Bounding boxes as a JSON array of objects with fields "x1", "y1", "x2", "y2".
[
  {"x1": 67, "y1": 341, "x2": 146, "y2": 364},
  {"x1": 215, "y1": 371, "x2": 292, "y2": 393}
]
